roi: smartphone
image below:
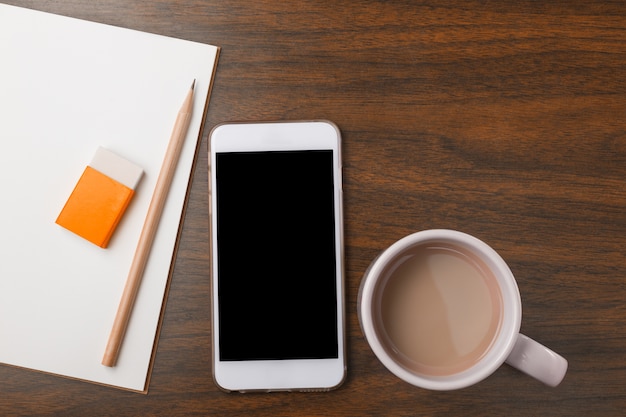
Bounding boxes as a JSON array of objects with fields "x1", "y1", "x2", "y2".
[{"x1": 208, "y1": 121, "x2": 346, "y2": 392}]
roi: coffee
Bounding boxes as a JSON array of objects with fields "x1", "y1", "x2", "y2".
[{"x1": 378, "y1": 244, "x2": 503, "y2": 376}]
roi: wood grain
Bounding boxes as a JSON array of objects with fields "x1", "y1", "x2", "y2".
[{"x1": 2, "y1": 0, "x2": 625, "y2": 415}]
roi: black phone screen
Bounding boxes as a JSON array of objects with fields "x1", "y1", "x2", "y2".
[{"x1": 215, "y1": 150, "x2": 339, "y2": 361}]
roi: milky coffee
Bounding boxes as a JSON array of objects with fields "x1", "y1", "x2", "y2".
[{"x1": 378, "y1": 244, "x2": 503, "y2": 377}]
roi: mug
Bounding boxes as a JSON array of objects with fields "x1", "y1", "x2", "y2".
[{"x1": 358, "y1": 229, "x2": 567, "y2": 390}]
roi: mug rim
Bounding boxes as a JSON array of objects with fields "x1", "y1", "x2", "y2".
[{"x1": 358, "y1": 229, "x2": 522, "y2": 390}]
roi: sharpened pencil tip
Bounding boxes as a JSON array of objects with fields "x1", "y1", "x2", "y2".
[{"x1": 191, "y1": 79, "x2": 196, "y2": 90}]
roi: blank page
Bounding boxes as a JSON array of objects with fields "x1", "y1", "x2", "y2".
[{"x1": 0, "y1": 4, "x2": 218, "y2": 392}]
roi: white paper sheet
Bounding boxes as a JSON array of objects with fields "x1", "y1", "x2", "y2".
[{"x1": 0, "y1": 4, "x2": 218, "y2": 392}]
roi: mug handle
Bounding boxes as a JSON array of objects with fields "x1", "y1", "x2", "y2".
[{"x1": 505, "y1": 333, "x2": 568, "y2": 387}]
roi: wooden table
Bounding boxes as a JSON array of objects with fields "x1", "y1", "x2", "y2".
[{"x1": 2, "y1": 1, "x2": 625, "y2": 415}]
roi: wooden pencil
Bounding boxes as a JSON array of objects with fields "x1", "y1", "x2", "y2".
[{"x1": 102, "y1": 80, "x2": 196, "y2": 367}]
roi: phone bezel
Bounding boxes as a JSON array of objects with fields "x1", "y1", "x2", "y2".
[{"x1": 208, "y1": 121, "x2": 346, "y2": 392}]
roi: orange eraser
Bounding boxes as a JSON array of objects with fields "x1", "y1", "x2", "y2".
[{"x1": 56, "y1": 147, "x2": 143, "y2": 248}]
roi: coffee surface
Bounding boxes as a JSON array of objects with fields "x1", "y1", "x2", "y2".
[{"x1": 380, "y1": 245, "x2": 503, "y2": 376}]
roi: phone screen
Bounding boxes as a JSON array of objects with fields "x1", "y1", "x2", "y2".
[{"x1": 215, "y1": 150, "x2": 339, "y2": 361}]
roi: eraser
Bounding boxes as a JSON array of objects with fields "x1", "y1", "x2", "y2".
[{"x1": 56, "y1": 147, "x2": 143, "y2": 248}]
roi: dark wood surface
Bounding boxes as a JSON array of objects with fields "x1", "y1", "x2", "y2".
[{"x1": 2, "y1": 1, "x2": 625, "y2": 415}]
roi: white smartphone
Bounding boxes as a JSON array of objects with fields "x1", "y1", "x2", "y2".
[{"x1": 208, "y1": 121, "x2": 346, "y2": 392}]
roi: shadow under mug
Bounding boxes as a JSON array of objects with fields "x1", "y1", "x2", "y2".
[{"x1": 358, "y1": 229, "x2": 568, "y2": 390}]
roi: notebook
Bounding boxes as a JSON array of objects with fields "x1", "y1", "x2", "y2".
[{"x1": 0, "y1": 4, "x2": 219, "y2": 392}]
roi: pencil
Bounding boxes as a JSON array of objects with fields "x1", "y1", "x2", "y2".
[{"x1": 102, "y1": 80, "x2": 196, "y2": 367}]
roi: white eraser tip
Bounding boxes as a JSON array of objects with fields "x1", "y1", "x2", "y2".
[{"x1": 89, "y1": 147, "x2": 143, "y2": 189}]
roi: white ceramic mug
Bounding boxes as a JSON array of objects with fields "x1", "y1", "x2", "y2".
[{"x1": 358, "y1": 229, "x2": 567, "y2": 390}]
